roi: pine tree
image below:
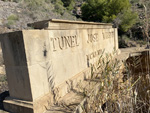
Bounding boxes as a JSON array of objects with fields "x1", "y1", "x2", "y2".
[
  {"x1": 81, "y1": 0, "x2": 138, "y2": 32},
  {"x1": 119, "y1": 9, "x2": 138, "y2": 32}
]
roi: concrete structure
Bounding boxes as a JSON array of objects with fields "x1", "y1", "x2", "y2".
[{"x1": 0, "y1": 19, "x2": 119, "y2": 113}]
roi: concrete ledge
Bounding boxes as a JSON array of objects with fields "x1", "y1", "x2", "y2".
[
  {"x1": 4, "y1": 97, "x2": 33, "y2": 113},
  {"x1": 49, "y1": 19, "x2": 112, "y2": 25},
  {"x1": 27, "y1": 19, "x2": 113, "y2": 29},
  {"x1": 4, "y1": 93, "x2": 53, "y2": 113}
]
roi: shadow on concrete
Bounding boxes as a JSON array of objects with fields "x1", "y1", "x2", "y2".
[{"x1": 0, "y1": 91, "x2": 9, "y2": 110}]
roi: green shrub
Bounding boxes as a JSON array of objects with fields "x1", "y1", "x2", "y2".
[
  {"x1": 54, "y1": 3, "x2": 65, "y2": 15},
  {"x1": 24, "y1": 0, "x2": 44, "y2": 9},
  {"x1": 62, "y1": 0, "x2": 75, "y2": 11},
  {"x1": 7, "y1": 14, "x2": 18, "y2": 21},
  {"x1": 51, "y1": 0, "x2": 66, "y2": 15},
  {"x1": 7, "y1": 20, "x2": 15, "y2": 26},
  {"x1": 6, "y1": 14, "x2": 19, "y2": 26},
  {"x1": 66, "y1": 1, "x2": 75, "y2": 11},
  {"x1": 12, "y1": 0, "x2": 22, "y2": 3},
  {"x1": 44, "y1": 0, "x2": 51, "y2": 3}
]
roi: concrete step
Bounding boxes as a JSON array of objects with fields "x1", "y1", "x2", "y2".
[{"x1": 0, "y1": 110, "x2": 9, "y2": 113}]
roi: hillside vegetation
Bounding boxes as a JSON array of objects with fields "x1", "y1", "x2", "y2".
[
  {"x1": 0, "y1": 0, "x2": 150, "y2": 47},
  {"x1": 0, "y1": 0, "x2": 80, "y2": 33}
]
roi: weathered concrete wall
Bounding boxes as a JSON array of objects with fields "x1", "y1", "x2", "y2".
[{"x1": 0, "y1": 19, "x2": 120, "y2": 113}]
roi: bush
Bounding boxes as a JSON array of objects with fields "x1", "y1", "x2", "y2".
[
  {"x1": 23, "y1": 0, "x2": 45, "y2": 10},
  {"x1": 51, "y1": 0, "x2": 66, "y2": 15},
  {"x1": 6, "y1": 14, "x2": 19, "y2": 27},
  {"x1": 6, "y1": 20, "x2": 15, "y2": 26},
  {"x1": 62, "y1": 0, "x2": 75, "y2": 11},
  {"x1": 7, "y1": 14, "x2": 18, "y2": 21},
  {"x1": 12, "y1": 0, "x2": 22, "y2": 3}
]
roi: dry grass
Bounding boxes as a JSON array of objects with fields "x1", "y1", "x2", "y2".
[{"x1": 75, "y1": 51, "x2": 150, "y2": 113}]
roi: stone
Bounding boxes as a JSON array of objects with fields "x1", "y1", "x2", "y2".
[
  {"x1": 27, "y1": 19, "x2": 113, "y2": 30},
  {"x1": 0, "y1": 19, "x2": 120, "y2": 113}
]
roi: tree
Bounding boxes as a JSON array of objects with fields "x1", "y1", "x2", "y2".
[
  {"x1": 81, "y1": 0, "x2": 106, "y2": 22},
  {"x1": 119, "y1": 9, "x2": 138, "y2": 32},
  {"x1": 81, "y1": 0, "x2": 138, "y2": 32}
]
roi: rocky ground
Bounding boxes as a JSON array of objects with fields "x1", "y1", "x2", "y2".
[
  {"x1": 0, "y1": 0, "x2": 31, "y2": 33},
  {"x1": 0, "y1": 0, "x2": 77, "y2": 33}
]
